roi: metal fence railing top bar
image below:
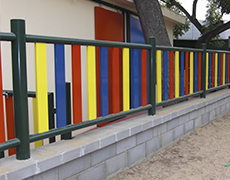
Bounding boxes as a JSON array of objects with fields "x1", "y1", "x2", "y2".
[
  {"x1": 156, "y1": 45, "x2": 203, "y2": 52},
  {"x1": 207, "y1": 49, "x2": 230, "y2": 54},
  {"x1": 26, "y1": 34, "x2": 152, "y2": 49},
  {"x1": 0, "y1": 32, "x2": 16, "y2": 41},
  {"x1": 0, "y1": 138, "x2": 20, "y2": 152},
  {"x1": 156, "y1": 91, "x2": 203, "y2": 107},
  {"x1": 3, "y1": 90, "x2": 53, "y2": 98}
]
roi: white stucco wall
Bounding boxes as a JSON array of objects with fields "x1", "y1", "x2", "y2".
[
  {"x1": 0, "y1": 0, "x2": 100, "y2": 125},
  {"x1": 0, "y1": 0, "x2": 184, "y2": 130}
]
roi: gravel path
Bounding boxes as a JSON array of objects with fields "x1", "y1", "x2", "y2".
[{"x1": 111, "y1": 112, "x2": 230, "y2": 180}]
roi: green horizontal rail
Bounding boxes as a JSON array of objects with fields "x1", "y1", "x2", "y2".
[
  {"x1": 206, "y1": 83, "x2": 230, "y2": 93},
  {"x1": 156, "y1": 45, "x2": 203, "y2": 52},
  {"x1": 207, "y1": 49, "x2": 230, "y2": 54},
  {"x1": 3, "y1": 90, "x2": 52, "y2": 98},
  {"x1": 0, "y1": 32, "x2": 16, "y2": 41},
  {"x1": 0, "y1": 138, "x2": 21, "y2": 151},
  {"x1": 156, "y1": 91, "x2": 203, "y2": 107},
  {"x1": 26, "y1": 34, "x2": 152, "y2": 49},
  {"x1": 29, "y1": 104, "x2": 152, "y2": 142}
]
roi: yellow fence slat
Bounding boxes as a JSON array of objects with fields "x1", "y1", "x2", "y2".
[
  {"x1": 33, "y1": 98, "x2": 43, "y2": 148},
  {"x1": 123, "y1": 48, "x2": 130, "y2": 111},
  {"x1": 215, "y1": 53, "x2": 218, "y2": 87},
  {"x1": 34, "y1": 43, "x2": 49, "y2": 133},
  {"x1": 175, "y1": 51, "x2": 179, "y2": 98},
  {"x1": 87, "y1": 46, "x2": 96, "y2": 120},
  {"x1": 156, "y1": 50, "x2": 162, "y2": 103}
]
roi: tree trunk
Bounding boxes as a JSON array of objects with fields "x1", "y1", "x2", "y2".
[
  {"x1": 134, "y1": 0, "x2": 171, "y2": 46},
  {"x1": 196, "y1": 21, "x2": 230, "y2": 48}
]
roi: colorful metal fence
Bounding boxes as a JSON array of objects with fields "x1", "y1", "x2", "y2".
[
  {"x1": 155, "y1": 48, "x2": 230, "y2": 105},
  {"x1": 0, "y1": 40, "x2": 150, "y2": 156},
  {"x1": 2, "y1": 19, "x2": 230, "y2": 160}
]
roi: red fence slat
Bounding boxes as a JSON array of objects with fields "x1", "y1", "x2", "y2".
[
  {"x1": 169, "y1": 51, "x2": 174, "y2": 99},
  {"x1": 72, "y1": 45, "x2": 82, "y2": 124},
  {"x1": 5, "y1": 96, "x2": 15, "y2": 155}
]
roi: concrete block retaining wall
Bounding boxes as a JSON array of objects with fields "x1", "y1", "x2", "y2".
[{"x1": 1, "y1": 89, "x2": 230, "y2": 180}]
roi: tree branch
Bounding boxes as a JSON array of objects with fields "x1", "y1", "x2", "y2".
[
  {"x1": 196, "y1": 21, "x2": 230, "y2": 47},
  {"x1": 192, "y1": 0, "x2": 198, "y2": 18},
  {"x1": 159, "y1": 0, "x2": 205, "y2": 33}
]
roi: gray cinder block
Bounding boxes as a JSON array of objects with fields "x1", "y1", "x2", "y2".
[
  {"x1": 210, "y1": 110, "x2": 216, "y2": 121},
  {"x1": 6, "y1": 163, "x2": 37, "y2": 180},
  {"x1": 116, "y1": 136, "x2": 136, "y2": 154},
  {"x1": 77, "y1": 163, "x2": 105, "y2": 180},
  {"x1": 161, "y1": 130, "x2": 173, "y2": 148},
  {"x1": 128, "y1": 144, "x2": 145, "y2": 167},
  {"x1": 167, "y1": 118, "x2": 179, "y2": 131},
  {"x1": 137, "y1": 129, "x2": 153, "y2": 145},
  {"x1": 59, "y1": 155, "x2": 90, "y2": 180},
  {"x1": 82, "y1": 140, "x2": 99, "y2": 155},
  {"x1": 105, "y1": 152, "x2": 127, "y2": 177},
  {"x1": 91, "y1": 145, "x2": 115, "y2": 166},
  {"x1": 33, "y1": 168, "x2": 58, "y2": 180},
  {"x1": 179, "y1": 114, "x2": 189, "y2": 125},
  {"x1": 100, "y1": 134, "x2": 116, "y2": 149},
  {"x1": 194, "y1": 116, "x2": 202, "y2": 129},
  {"x1": 146, "y1": 136, "x2": 161, "y2": 156},
  {"x1": 173, "y1": 125, "x2": 184, "y2": 141},
  {"x1": 202, "y1": 112, "x2": 210, "y2": 125},
  {"x1": 131, "y1": 124, "x2": 143, "y2": 136},
  {"x1": 184, "y1": 120, "x2": 194, "y2": 134}
]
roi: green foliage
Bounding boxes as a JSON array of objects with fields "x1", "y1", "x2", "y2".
[
  {"x1": 203, "y1": 0, "x2": 225, "y2": 48},
  {"x1": 160, "y1": 0, "x2": 230, "y2": 43},
  {"x1": 208, "y1": 40, "x2": 225, "y2": 48},
  {"x1": 203, "y1": 1, "x2": 223, "y2": 31},
  {"x1": 213, "y1": 0, "x2": 230, "y2": 14},
  {"x1": 173, "y1": 18, "x2": 190, "y2": 39}
]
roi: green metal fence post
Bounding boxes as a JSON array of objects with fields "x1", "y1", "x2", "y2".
[
  {"x1": 11, "y1": 19, "x2": 30, "y2": 160},
  {"x1": 201, "y1": 43, "x2": 207, "y2": 98},
  {"x1": 48, "y1": 93, "x2": 55, "y2": 143},
  {"x1": 148, "y1": 37, "x2": 156, "y2": 115},
  {"x1": 0, "y1": 151, "x2": 4, "y2": 158},
  {"x1": 61, "y1": 83, "x2": 72, "y2": 140}
]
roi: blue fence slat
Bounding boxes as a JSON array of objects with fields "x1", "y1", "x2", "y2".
[
  {"x1": 218, "y1": 53, "x2": 220, "y2": 86},
  {"x1": 54, "y1": 44, "x2": 67, "y2": 128},
  {"x1": 208, "y1": 53, "x2": 212, "y2": 88},
  {"x1": 100, "y1": 47, "x2": 109, "y2": 117},
  {"x1": 194, "y1": 52, "x2": 198, "y2": 92},
  {"x1": 163, "y1": 51, "x2": 168, "y2": 100},
  {"x1": 180, "y1": 51, "x2": 185, "y2": 96},
  {"x1": 130, "y1": 49, "x2": 139, "y2": 108}
]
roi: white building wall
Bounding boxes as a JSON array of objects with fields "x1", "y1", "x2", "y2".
[
  {"x1": 0, "y1": 0, "x2": 184, "y2": 129},
  {"x1": 0, "y1": 0, "x2": 99, "y2": 126}
]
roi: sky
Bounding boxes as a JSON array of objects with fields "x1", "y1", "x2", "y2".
[{"x1": 179, "y1": 0, "x2": 230, "y2": 20}]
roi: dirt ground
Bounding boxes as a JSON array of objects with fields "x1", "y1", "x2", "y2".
[{"x1": 111, "y1": 112, "x2": 230, "y2": 180}]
